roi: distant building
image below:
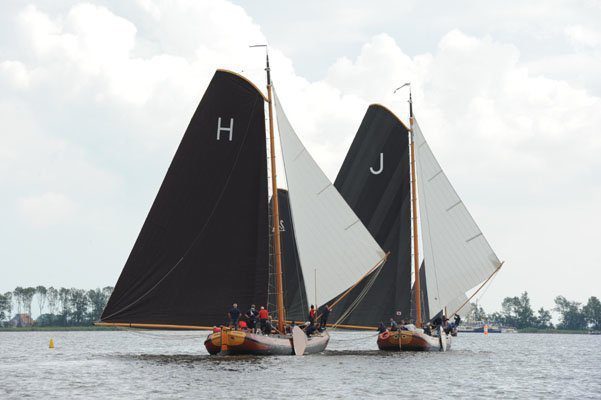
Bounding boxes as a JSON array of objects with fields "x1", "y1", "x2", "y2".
[{"x1": 9, "y1": 313, "x2": 34, "y2": 327}]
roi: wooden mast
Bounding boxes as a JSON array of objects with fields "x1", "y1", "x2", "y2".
[
  {"x1": 265, "y1": 52, "x2": 286, "y2": 333},
  {"x1": 409, "y1": 88, "x2": 423, "y2": 328}
]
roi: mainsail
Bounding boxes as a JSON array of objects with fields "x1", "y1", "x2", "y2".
[
  {"x1": 101, "y1": 70, "x2": 269, "y2": 326},
  {"x1": 327, "y1": 104, "x2": 412, "y2": 326},
  {"x1": 274, "y1": 89, "x2": 387, "y2": 308},
  {"x1": 412, "y1": 117, "x2": 501, "y2": 316}
]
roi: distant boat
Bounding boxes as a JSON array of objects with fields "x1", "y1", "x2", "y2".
[
  {"x1": 325, "y1": 86, "x2": 503, "y2": 351},
  {"x1": 457, "y1": 323, "x2": 503, "y2": 333},
  {"x1": 96, "y1": 54, "x2": 386, "y2": 356}
]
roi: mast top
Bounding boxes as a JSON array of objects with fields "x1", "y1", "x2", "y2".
[
  {"x1": 249, "y1": 44, "x2": 271, "y2": 86},
  {"x1": 393, "y1": 82, "x2": 412, "y2": 121}
]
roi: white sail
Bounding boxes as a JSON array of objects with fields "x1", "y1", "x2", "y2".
[
  {"x1": 274, "y1": 89, "x2": 387, "y2": 307},
  {"x1": 413, "y1": 117, "x2": 500, "y2": 316}
]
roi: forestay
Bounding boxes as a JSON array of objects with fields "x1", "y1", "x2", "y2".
[
  {"x1": 413, "y1": 117, "x2": 500, "y2": 315},
  {"x1": 274, "y1": 89, "x2": 387, "y2": 307}
]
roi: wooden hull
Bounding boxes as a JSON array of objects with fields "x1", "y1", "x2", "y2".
[
  {"x1": 377, "y1": 329, "x2": 452, "y2": 352},
  {"x1": 204, "y1": 329, "x2": 329, "y2": 356}
]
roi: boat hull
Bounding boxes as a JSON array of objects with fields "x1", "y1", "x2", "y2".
[
  {"x1": 204, "y1": 329, "x2": 329, "y2": 356},
  {"x1": 377, "y1": 329, "x2": 451, "y2": 352}
]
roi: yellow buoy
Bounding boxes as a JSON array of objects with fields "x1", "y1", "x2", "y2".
[{"x1": 49, "y1": 338, "x2": 54, "y2": 349}]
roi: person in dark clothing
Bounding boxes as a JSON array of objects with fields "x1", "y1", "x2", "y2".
[
  {"x1": 377, "y1": 322, "x2": 387, "y2": 333},
  {"x1": 320, "y1": 305, "x2": 331, "y2": 330},
  {"x1": 305, "y1": 322, "x2": 317, "y2": 337},
  {"x1": 228, "y1": 303, "x2": 241, "y2": 330},
  {"x1": 454, "y1": 314, "x2": 461, "y2": 326},
  {"x1": 265, "y1": 316, "x2": 275, "y2": 334},
  {"x1": 245, "y1": 304, "x2": 259, "y2": 333},
  {"x1": 389, "y1": 318, "x2": 399, "y2": 331}
]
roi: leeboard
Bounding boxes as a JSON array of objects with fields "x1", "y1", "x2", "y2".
[{"x1": 292, "y1": 326, "x2": 307, "y2": 356}]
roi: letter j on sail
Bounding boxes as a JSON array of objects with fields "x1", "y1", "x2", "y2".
[
  {"x1": 216, "y1": 117, "x2": 234, "y2": 141},
  {"x1": 370, "y1": 153, "x2": 384, "y2": 175}
]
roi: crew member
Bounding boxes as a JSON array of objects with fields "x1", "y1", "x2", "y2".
[
  {"x1": 228, "y1": 303, "x2": 241, "y2": 330},
  {"x1": 389, "y1": 318, "x2": 398, "y2": 331},
  {"x1": 308, "y1": 305, "x2": 316, "y2": 324},
  {"x1": 258, "y1": 306, "x2": 269, "y2": 334},
  {"x1": 245, "y1": 304, "x2": 259, "y2": 333},
  {"x1": 320, "y1": 305, "x2": 331, "y2": 330}
]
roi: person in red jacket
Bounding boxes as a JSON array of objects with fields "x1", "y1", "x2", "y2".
[
  {"x1": 258, "y1": 306, "x2": 269, "y2": 334},
  {"x1": 308, "y1": 305, "x2": 316, "y2": 324}
]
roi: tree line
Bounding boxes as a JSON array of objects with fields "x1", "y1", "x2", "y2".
[
  {"x1": 466, "y1": 292, "x2": 601, "y2": 331},
  {"x1": 1, "y1": 287, "x2": 599, "y2": 331},
  {"x1": 0, "y1": 286, "x2": 114, "y2": 327}
]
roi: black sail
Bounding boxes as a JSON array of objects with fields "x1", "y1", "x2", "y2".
[
  {"x1": 410, "y1": 261, "x2": 430, "y2": 323},
  {"x1": 326, "y1": 104, "x2": 412, "y2": 326},
  {"x1": 268, "y1": 189, "x2": 308, "y2": 322},
  {"x1": 101, "y1": 70, "x2": 269, "y2": 326}
]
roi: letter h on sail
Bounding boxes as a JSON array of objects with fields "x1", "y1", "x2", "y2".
[{"x1": 216, "y1": 117, "x2": 234, "y2": 141}]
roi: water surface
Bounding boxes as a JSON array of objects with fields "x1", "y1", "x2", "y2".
[{"x1": 1, "y1": 330, "x2": 599, "y2": 399}]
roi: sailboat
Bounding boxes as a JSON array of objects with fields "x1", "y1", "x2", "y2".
[
  {"x1": 96, "y1": 54, "x2": 387, "y2": 356},
  {"x1": 324, "y1": 87, "x2": 503, "y2": 351}
]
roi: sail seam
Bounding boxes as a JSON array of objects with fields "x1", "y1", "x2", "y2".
[
  {"x1": 293, "y1": 148, "x2": 306, "y2": 161},
  {"x1": 344, "y1": 219, "x2": 360, "y2": 231},
  {"x1": 445, "y1": 201, "x2": 462, "y2": 212},
  {"x1": 428, "y1": 170, "x2": 443, "y2": 182},
  {"x1": 316, "y1": 183, "x2": 331, "y2": 195},
  {"x1": 465, "y1": 232, "x2": 483, "y2": 243}
]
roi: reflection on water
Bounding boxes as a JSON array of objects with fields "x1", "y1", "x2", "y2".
[{"x1": 1, "y1": 330, "x2": 600, "y2": 399}]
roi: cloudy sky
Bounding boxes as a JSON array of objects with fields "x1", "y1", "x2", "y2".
[{"x1": 1, "y1": 0, "x2": 600, "y2": 314}]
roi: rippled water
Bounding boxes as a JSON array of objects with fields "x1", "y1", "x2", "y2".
[{"x1": 1, "y1": 330, "x2": 600, "y2": 399}]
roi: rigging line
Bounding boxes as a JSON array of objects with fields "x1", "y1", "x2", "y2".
[
  {"x1": 331, "y1": 263, "x2": 384, "y2": 328},
  {"x1": 330, "y1": 332, "x2": 380, "y2": 341},
  {"x1": 450, "y1": 261, "x2": 505, "y2": 316},
  {"x1": 101, "y1": 98, "x2": 263, "y2": 322},
  {"x1": 320, "y1": 252, "x2": 389, "y2": 316}
]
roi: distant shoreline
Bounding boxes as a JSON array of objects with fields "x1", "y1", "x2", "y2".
[
  {"x1": 0, "y1": 326, "x2": 119, "y2": 332},
  {"x1": 517, "y1": 328, "x2": 595, "y2": 335}
]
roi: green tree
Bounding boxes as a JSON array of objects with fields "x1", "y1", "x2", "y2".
[
  {"x1": 535, "y1": 307, "x2": 553, "y2": 329},
  {"x1": 2, "y1": 292, "x2": 13, "y2": 322},
  {"x1": 466, "y1": 303, "x2": 488, "y2": 322},
  {"x1": 22, "y1": 287, "x2": 36, "y2": 317},
  {"x1": 13, "y1": 286, "x2": 24, "y2": 314},
  {"x1": 554, "y1": 296, "x2": 586, "y2": 330},
  {"x1": 69, "y1": 289, "x2": 89, "y2": 325},
  {"x1": 583, "y1": 296, "x2": 601, "y2": 330},
  {"x1": 0, "y1": 293, "x2": 10, "y2": 321},
  {"x1": 500, "y1": 292, "x2": 536, "y2": 328},
  {"x1": 87, "y1": 288, "x2": 109, "y2": 322},
  {"x1": 36, "y1": 285, "x2": 47, "y2": 316},
  {"x1": 58, "y1": 288, "x2": 71, "y2": 324},
  {"x1": 47, "y1": 287, "x2": 59, "y2": 315}
]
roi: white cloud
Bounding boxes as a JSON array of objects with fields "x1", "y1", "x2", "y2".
[
  {"x1": 0, "y1": 60, "x2": 31, "y2": 89},
  {"x1": 1, "y1": 1, "x2": 600, "y2": 311},
  {"x1": 565, "y1": 24, "x2": 601, "y2": 47},
  {"x1": 18, "y1": 192, "x2": 76, "y2": 227}
]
